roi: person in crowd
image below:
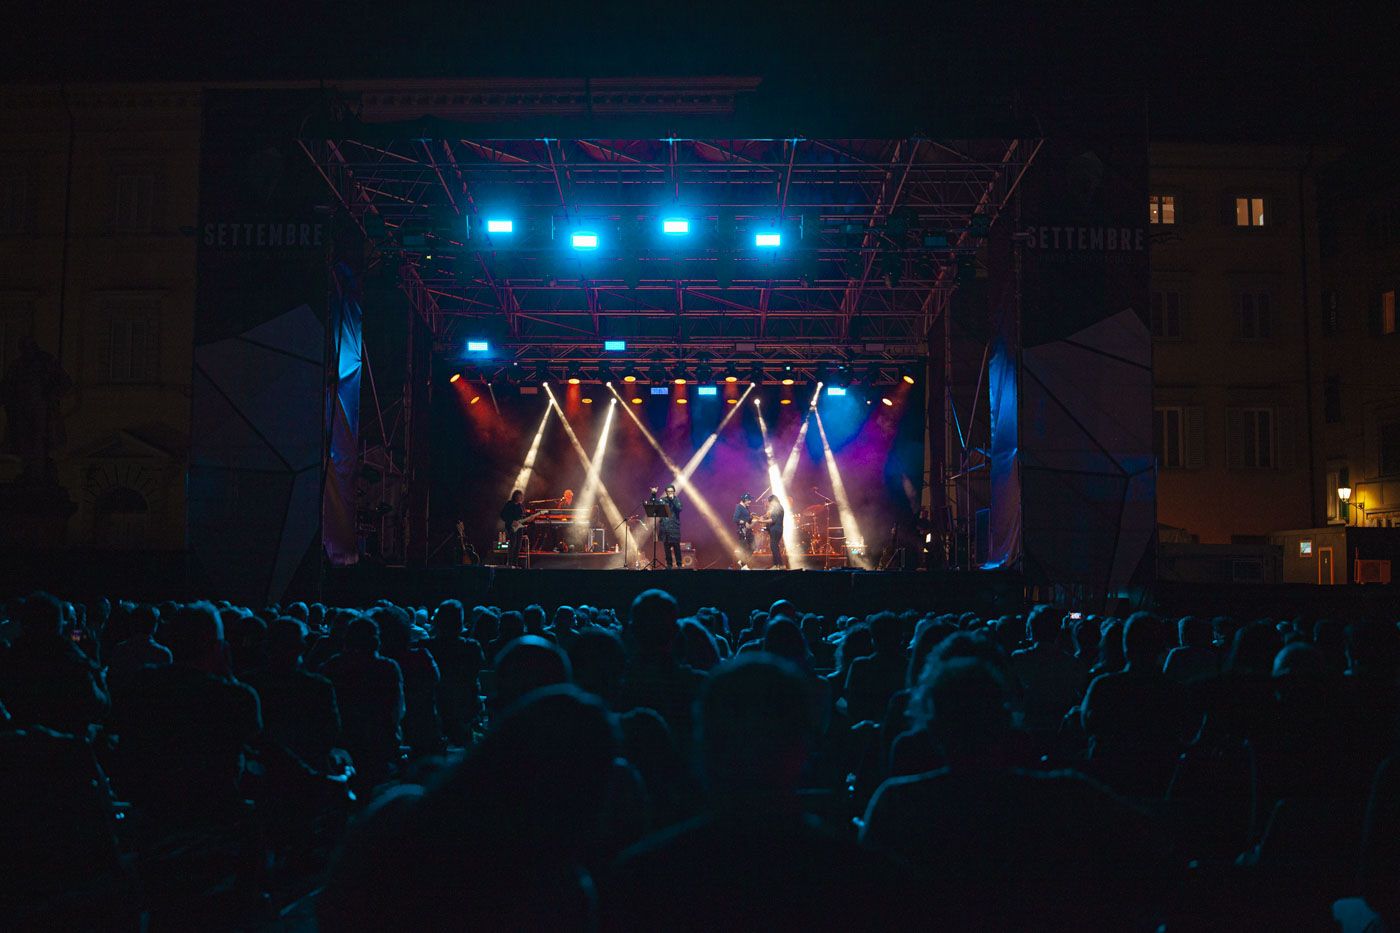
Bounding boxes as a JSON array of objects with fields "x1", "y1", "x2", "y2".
[
  {"x1": 0, "y1": 592, "x2": 109, "y2": 736},
  {"x1": 320, "y1": 686, "x2": 622, "y2": 932},
  {"x1": 826, "y1": 621, "x2": 872, "y2": 705},
  {"x1": 569, "y1": 627, "x2": 628, "y2": 709},
  {"x1": 109, "y1": 602, "x2": 262, "y2": 824},
  {"x1": 676, "y1": 619, "x2": 722, "y2": 671},
  {"x1": 1008, "y1": 605, "x2": 1086, "y2": 739},
  {"x1": 862, "y1": 656, "x2": 1168, "y2": 931},
  {"x1": 1162, "y1": 615, "x2": 1218, "y2": 682},
  {"x1": 493, "y1": 635, "x2": 572, "y2": 712},
  {"x1": 105, "y1": 602, "x2": 172, "y2": 680},
  {"x1": 244, "y1": 617, "x2": 342, "y2": 772},
  {"x1": 320, "y1": 617, "x2": 405, "y2": 789},
  {"x1": 605, "y1": 655, "x2": 913, "y2": 931},
  {"x1": 620, "y1": 589, "x2": 709, "y2": 744},
  {"x1": 843, "y1": 611, "x2": 908, "y2": 723},
  {"x1": 427, "y1": 599, "x2": 485, "y2": 746},
  {"x1": 374, "y1": 607, "x2": 443, "y2": 756}
]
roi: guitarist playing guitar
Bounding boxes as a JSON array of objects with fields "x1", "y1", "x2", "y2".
[{"x1": 499, "y1": 489, "x2": 540, "y2": 568}]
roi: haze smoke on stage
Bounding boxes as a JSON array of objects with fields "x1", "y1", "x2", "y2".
[
  {"x1": 608, "y1": 382, "x2": 742, "y2": 557},
  {"x1": 573, "y1": 399, "x2": 618, "y2": 548},
  {"x1": 543, "y1": 384, "x2": 638, "y2": 555},
  {"x1": 511, "y1": 405, "x2": 554, "y2": 497},
  {"x1": 754, "y1": 402, "x2": 806, "y2": 569},
  {"x1": 815, "y1": 408, "x2": 870, "y2": 569}
]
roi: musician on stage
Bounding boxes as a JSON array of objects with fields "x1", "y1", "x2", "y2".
[
  {"x1": 733, "y1": 492, "x2": 755, "y2": 567},
  {"x1": 767, "y1": 494, "x2": 788, "y2": 569},
  {"x1": 500, "y1": 490, "x2": 528, "y2": 568},
  {"x1": 659, "y1": 484, "x2": 684, "y2": 569},
  {"x1": 558, "y1": 489, "x2": 574, "y2": 508}
]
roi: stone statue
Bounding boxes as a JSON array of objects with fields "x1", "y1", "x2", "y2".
[{"x1": 1, "y1": 337, "x2": 72, "y2": 483}]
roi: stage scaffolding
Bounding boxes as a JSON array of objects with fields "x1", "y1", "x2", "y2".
[{"x1": 299, "y1": 87, "x2": 1041, "y2": 565}]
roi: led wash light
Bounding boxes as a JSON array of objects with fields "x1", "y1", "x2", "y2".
[
  {"x1": 466, "y1": 341, "x2": 490, "y2": 353},
  {"x1": 696, "y1": 386, "x2": 718, "y2": 397},
  {"x1": 662, "y1": 218, "x2": 690, "y2": 235},
  {"x1": 826, "y1": 386, "x2": 847, "y2": 397},
  {"x1": 571, "y1": 232, "x2": 599, "y2": 250},
  {"x1": 604, "y1": 340, "x2": 627, "y2": 352},
  {"x1": 485, "y1": 219, "x2": 513, "y2": 234},
  {"x1": 754, "y1": 232, "x2": 782, "y2": 248}
]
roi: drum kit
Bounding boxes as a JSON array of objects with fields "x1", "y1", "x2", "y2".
[{"x1": 752, "y1": 502, "x2": 837, "y2": 557}]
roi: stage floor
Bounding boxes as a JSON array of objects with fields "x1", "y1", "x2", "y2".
[{"x1": 325, "y1": 565, "x2": 1024, "y2": 619}]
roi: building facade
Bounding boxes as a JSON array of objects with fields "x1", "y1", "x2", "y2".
[
  {"x1": 1148, "y1": 142, "x2": 1322, "y2": 545},
  {"x1": 0, "y1": 84, "x2": 201, "y2": 550},
  {"x1": 1313, "y1": 151, "x2": 1400, "y2": 534}
]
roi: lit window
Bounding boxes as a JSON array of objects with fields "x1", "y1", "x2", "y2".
[
  {"x1": 1300, "y1": 540, "x2": 1312, "y2": 556},
  {"x1": 1384, "y1": 290, "x2": 1396, "y2": 335},
  {"x1": 1235, "y1": 197, "x2": 1266, "y2": 227},
  {"x1": 1149, "y1": 194, "x2": 1175, "y2": 225}
]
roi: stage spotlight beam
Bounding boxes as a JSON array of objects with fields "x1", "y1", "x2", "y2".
[
  {"x1": 572, "y1": 399, "x2": 618, "y2": 548},
  {"x1": 510, "y1": 404, "x2": 553, "y2": 497},
  {"x1": 814, "y1": 409, "x2": 870, "y2": 569},
  {"x1": 754, "y1": 405, "x2": 806, "y2": 569},
  {"x1": 542, "y1": 383, "x2": 639, "y2": 556},
  {"x1": 607, "y1": 382, "x2": 745, "y2": 556}
]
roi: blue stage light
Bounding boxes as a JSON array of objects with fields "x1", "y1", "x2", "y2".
[
  {"x1": 604, "y1": 340, "x2": 627, "y2": 351},
  {"x1": 466, "y1": 340, "x2": 490, "y2": 353},
  {"x1": 662, "y1": 218, "x2": 690, "y2": 235},
  {"x1": 826, "y1": 386, "x2": 847, "y2": 397},
  {"x1": 650, "y1": 386, "x2": 669, "y2": 396},
  {"x1": 696, "y1": 385, "x2": 718, "y2": 397},
  {"x1": 572, "y1": 232, "x2": 599, "y2": 250},
  {"x1": 486, "y1": 219, "x2": 513, "y2": 234},
  {"x1": 754, "y1": 232, "x2": 781, "y2": 248}
]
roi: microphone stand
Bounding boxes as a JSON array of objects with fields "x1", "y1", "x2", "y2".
[{"x1": 613, "y1": 514, "x2": 637, "y2": 569}]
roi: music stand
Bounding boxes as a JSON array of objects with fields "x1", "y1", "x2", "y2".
[{"x1": 642, "y1": 498, "x2": 672, "y2": 570}]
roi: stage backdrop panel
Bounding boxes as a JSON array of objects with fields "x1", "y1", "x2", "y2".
[
  {"x1": 989, "y1": 135, "x2": 1155, "y2": 587},
  {"x1": 189, "y1": 89, "x2": 331, "y2": 603}
]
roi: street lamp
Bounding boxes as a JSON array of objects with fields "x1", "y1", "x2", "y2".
[{"x1": 1339, "y1": 486, "x2": 1353, "y2": 524}]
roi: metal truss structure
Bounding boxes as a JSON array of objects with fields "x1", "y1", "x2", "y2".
[
  {"x1": 305, "y1": 134, "x2": 1040, "y2": 384},
  {"x1": 301, "y1": 124, "x2": 1042, "y2": 565}
]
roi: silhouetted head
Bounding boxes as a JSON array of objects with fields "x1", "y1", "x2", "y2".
[
  {"x1": 868, "y1": 611, "x2": 903, "y2": 655},
  {"x1": 344, "y1": 617, "x2": 381, "y2": 654},
  {"x1": 1346, "y1": 619, "x2": 1400, "y2": 680},
  {"x1": 432, "y1": 599, "x2": 465, "y2": 637},
  {"x1": 762, "y1": 617, "x2": 810, "y2": 666},
  {"x1": 568, "y1": 627, "x2": 626, "y2": 705},
  {"x1": 630, "y1": 589, "x2": 680, "y2": 658},
  {"x1": 1178, "y1": 615, "x2": 1212, "y2": 649},
  {"x1": 523, "y1": 604, "x2": 547, "y2": 634},
  {"x1": 164, "y1": 602, "x2": 227, "y2": 674},
  {"x1": 1228, "y1": 623, "x2": 1283, "y2": 674},
  {"x1": 677, "y1": 619, "x2": 721, "y2": 670},
  {"x1": 1273, "y1": 641, "x2": 1324, "y2": 678},
  {"x1": 1123, "y1": 612, "x2": 1169, "y2": 668},
  {"x1": 267, "y1": 617, "x2": 309, "y2": 667},
  {"x1": 1025, "y1": 604, "x2": 1058, "y2": 647},
  {"x1": 923, "y1": 657, "x2": 1014, "y2": 763},
  {"x1": 698, "y1": 655, "x2": 817, "y2": 804},
  {"x1": 16, "y1": 592, "x2": 64, "y2": 641},
  {"x1": 498, "y1": 611, "x2": 526, "y2": 644},
  {"x1": 495, "y1": 635, "x2": 572, "y2": 710}
]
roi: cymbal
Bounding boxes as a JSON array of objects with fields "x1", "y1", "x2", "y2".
[{"x1": 802, "y1": 504, "x2": 829, "y2": 513}]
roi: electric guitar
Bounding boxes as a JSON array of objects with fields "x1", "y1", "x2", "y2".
[{"x1": 506, "y1": 511, "x2": 544, "y2": 534}]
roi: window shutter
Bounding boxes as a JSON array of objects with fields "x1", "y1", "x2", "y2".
[
  {"x1": 1185, "y1": 406, "x2": 1205, "y2": 469},
  {"x1": 1226, "y1": 407, "x2": 1245, "y2": 469},
  {"x1": 1275, "y1": 406, "x2": 1295, "y2": 470}
]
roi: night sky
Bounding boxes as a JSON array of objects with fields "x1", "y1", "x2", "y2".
[{"x1": 7, "y1": 1, "x2": 1398, "y2": 142}]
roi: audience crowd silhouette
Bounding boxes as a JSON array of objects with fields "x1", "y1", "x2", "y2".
[{"x1": 1, "y1": 586, "x2": 1398, "y2": 930}]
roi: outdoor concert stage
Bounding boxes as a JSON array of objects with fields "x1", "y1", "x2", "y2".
[{"x1": 324, "y1": 566, "x2": 1024, "y2": 619}]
